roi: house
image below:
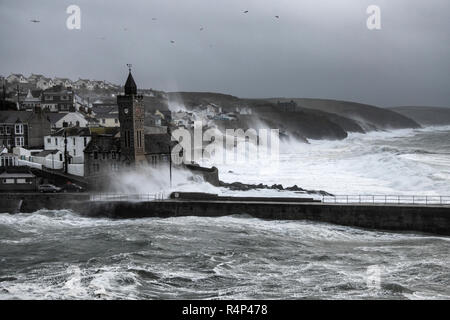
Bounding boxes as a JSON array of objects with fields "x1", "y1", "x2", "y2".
[
  {"x1": 74, "y1": 79, "x2": 94, "y2": 90},
  {"x1": 46, "y1": 112, "x2": 88, "y2": 129},
  {"x1": 27, "y1": 74, "x2": 44, "y2": 83},
  {"x1": 73, "y1": 94, "x2": 91, "y2": 112},
  {"x1": 92, "y1": 105, "x2": 120, "y2": 127},
  {"x1": 36, "y1": 77, "x2": 55, "y2": 90},
  {"x1": 6, "y1": 74, "x2": 28, "y2": 84},
  {"x1": 44, "y1": 127, "x2": 92, "y2": 163},
  {"x1": 29, "y1": 149, "x2": 63, "y2": 170},
  {"x1": 21, "y1": 89, "x2": 42, "y2": 111},
  {"x1": 0, "y1": 152, "x2": 19, "y2": 167},
  {"x1": 0, "y1": 167, "x2": 38, "y2": 192},
  {"x1": 0, "y1": 110, "x2": 51, "y2": 149},
  {"x1": 53, "y1": 78, "x2": 73, "y2": 88},
  {"x1": 41, "y1": 85, "x2": 74, "y2": 112}
]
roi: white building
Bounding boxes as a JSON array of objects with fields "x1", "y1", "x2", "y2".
[
  {"x1": 6, "y1": 74, "x2": 28, "y2": 84},
  {"x1": 53, "y1": 78, "x2": 73, "y2": 88},
  {"x1": 36, "y1": 77, "x2": 55, "y2": 90},
  {"x1": 44, "y1": 127, "x2": 92, "y2": 164},
  {"x1": 47, "y1": 112, "x2": 89, "y2": 129}
]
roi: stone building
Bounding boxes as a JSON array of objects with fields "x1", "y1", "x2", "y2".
[
  {"x1": 41, "y1": 85, "x2": 75, "y2": 112},
  {"x1": 0, "y1": 110, "x2": 51, "y2": 149},
  {"x1": 83, "y1": 69, "x2": 218, "y2": 187}
]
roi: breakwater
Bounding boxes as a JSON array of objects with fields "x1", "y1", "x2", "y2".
[{"x1": 1, "y1": 193, "x2": 449, "y2": 236}]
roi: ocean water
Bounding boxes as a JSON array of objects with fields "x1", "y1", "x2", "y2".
[
  {"x1": 0, "y1": 211, "x2": 449, "y2": 300},
  {"x1": 0, "y1": 126, "x2": 449, "y2": 299},
  {"x1": 207, "y1": 125, "x2": 450, "y2": 196}
]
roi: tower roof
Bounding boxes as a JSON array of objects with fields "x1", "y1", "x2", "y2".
[{"x1": 124, "y1": 71, "x2": 137, "y2": 95}]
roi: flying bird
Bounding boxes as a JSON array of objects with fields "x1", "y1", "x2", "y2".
[
  {"x1": 170, "y1": 40, "x2": 175, "y2": 44},
  {"x1": 152, "y1": 18, "x2": 157, "y2": 21},
  {"x1": 243, "y1": 10, "x2": 248, "y2": 13},
  {"x1": 200, "y1": 27, "x2": 204, "y2": 31},
  {"x1": 275, "y1": 15, "x2": 280, "y2": 19},
  {"x1": 30, "y1": 19, "x2": 40, "y2": 23}
]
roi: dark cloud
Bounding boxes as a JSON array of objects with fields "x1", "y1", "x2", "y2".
[{"x1": 0, "y1": 0, "x2": 449, "y2": 107}]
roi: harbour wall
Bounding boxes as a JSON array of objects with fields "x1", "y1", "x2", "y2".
[{"x1": 1, "y1": 193, "x2": 449, "y2": 236}]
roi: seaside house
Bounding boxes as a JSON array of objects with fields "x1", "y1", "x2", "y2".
[
  {"x1": 0, "y1": 110, "x2": 51, "y2": 149},
  {"x1": 46, "y1": 112, "x2": 89, "y2": 130}
]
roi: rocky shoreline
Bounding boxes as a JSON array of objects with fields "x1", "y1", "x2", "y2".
[{"x1": 218, "y1": 181, "x2": 333, "y2": 196}]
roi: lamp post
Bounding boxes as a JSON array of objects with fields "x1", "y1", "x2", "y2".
[{"x1": 64, "y1": 130, "x2": 68, "y2": 174}]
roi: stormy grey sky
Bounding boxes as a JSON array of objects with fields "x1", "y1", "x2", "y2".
[{"x1": 0, "y1": 0, "x2": 449, "y2": 107}]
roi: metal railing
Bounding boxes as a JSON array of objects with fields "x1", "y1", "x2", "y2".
[
  {"x1": 88, "y1": 193, "x2": 450, "y2": 206},
  {"x1": 90, "y1": 192, "x2": 166, "y2": 202},
  {"x1": 321, "y1": 195, "x2": 450, "y2": 206}
]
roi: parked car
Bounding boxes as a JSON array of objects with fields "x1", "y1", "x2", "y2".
[
  {"x1": 38, "y1": 184, "x2": 62, "y2": 193},
  {"x1": 62, "y1": 183, "x2": 84, "y2": 193}
]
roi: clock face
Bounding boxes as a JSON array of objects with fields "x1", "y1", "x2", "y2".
[{"x1": 124, "y1": 107, "x2": 129, "y2": 115}]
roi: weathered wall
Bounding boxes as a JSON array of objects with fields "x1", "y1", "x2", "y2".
[
  {"x1": 81, "y1": 200, "x2": 450, "y2": 236},
  {"x1": 1, "y1": 194, "x2": 449, "y2": 236}
]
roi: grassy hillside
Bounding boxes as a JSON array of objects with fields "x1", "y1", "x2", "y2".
[{"x1": 269, "y1": 98, "x2": 421, "y2": 130}]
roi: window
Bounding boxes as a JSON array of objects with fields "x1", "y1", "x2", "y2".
[
  {"x1": 15, "y1": 124, "x2": 24, "y2": 134},
  {"x1": 84, "y1": 137, "x2": 87, "y2": 147},
  {"x1": 59, "y1": 154, "x2": 63, "y2": 161},
  {"x1": 45, "y1": 95, "x2": 53, "y2": 101},
  {"x1": 73, "y1": 149, "x2": 76, "y2": 156},
  {"x1": 102, "y1": 119, "x2": 106, "y2": 124},
  {"x1": 47, "y1": 138, "x2": 51, "y2": 144},
  {"x1": 55, "y1": 138, "x2": 58, "y2": 145},
  {"x1": 5, "y1": 127, "x2": 11, "y2": 135},
  {"x1": 3, "y1": 179, "x2": 14, "y2": 184},
  {"x1": 94, "y1": 152, "x2": 98, "y2": 160},
  {"x1": 111, "y1": 152, "x2": 116, "y2": 159},
  {"x1": 73, "y1": 138, "x2": 76, "y2": 145},
  {"x1": 115, "y1": 119, "x2": 119, "y2": 124},
  {"x1": 15, "y1": 137, "x2": 24, "y2": 147},
  {"x1": 16, "y1": 178, "x2": 27, "y2": 184},
  {"x1": 0, "y1": 127, "x2": 3, "y2": 134}
]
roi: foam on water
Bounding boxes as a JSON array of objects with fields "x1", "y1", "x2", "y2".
[
  {"x1": 1, "y1": 127, "x2": 450, "y2": 300},
  {"x1": 1, "y1": 211, "x2": 449, "y2": 300},
  {"x1": 200, "y1": 126, "x2": 450, "y2": 196}
]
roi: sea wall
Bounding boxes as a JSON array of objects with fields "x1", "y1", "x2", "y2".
[
  {"x1": 81, "y1": 200, "x2": 450, "y2": 236},
  {"x1": 1, "y1": 193, "x2": 449, "y2": 236}
]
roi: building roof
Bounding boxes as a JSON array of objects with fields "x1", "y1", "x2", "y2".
[
  {"x1": 51, "y1": 127, "x2": 91, "y2": 137},
  {"x1": 0, "y1": 172, "x2": 35, "y2": 178},
  {"x1": 46, "y1": 113, "x2": 67, "y2": 124},
  {"x1": 0, "y1": 111, "x2": 35, "y2": 124},
  {"x1": 124, "y1": 71, "x2": 137, "y2": 95},
  {"x1": 84, "y1": 134, "x2": 121, "y2": 153},
  {"x1": 33, "y1": 150, "x2": 60, "y2": 157}
]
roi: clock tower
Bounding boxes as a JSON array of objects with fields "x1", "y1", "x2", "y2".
[{"x1": 117, "y1": 65, "x2": 146, "y2": 165}]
